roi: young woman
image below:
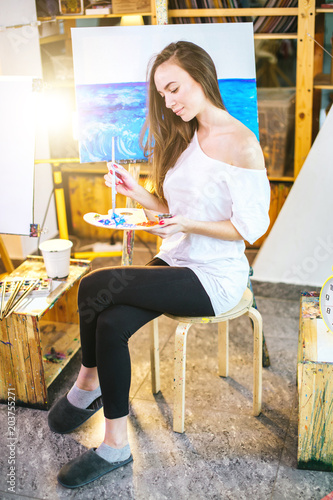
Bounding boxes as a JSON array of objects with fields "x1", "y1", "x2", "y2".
[{"x1": 49, "y1": 41, "x2": 270, "y2": 489}]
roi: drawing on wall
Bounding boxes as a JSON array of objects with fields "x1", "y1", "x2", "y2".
[{"x1": 72, "y1": 24, "x2": 258, "y2": 163}]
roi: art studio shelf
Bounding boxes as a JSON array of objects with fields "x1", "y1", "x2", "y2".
[{"x1": 39, "y1": 12, "x2": 153, "y2": 20}]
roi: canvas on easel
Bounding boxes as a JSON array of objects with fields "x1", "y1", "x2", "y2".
[
  {"x1": 0, "y1": 76, "x2": 39, "y2": 236},
  {"x1": 71, "y1": 23, "x2": 258, "y2": 164}
]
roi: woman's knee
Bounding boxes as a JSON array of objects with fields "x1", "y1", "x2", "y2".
[
  {"x1": 78, "y1": 270, "x2": 116, "y2": 313},
  {"x1": 96, "y1": 307, "x2": 131, "y2": 349}
]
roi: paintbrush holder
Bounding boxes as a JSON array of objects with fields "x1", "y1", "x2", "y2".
[{"x1": 39, "y1": 239, "x2": 73, "y2": 279}]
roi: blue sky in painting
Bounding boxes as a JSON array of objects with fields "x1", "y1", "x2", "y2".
[{"x1": 76, "y1": 79, "x2": 258, "y2": 163}]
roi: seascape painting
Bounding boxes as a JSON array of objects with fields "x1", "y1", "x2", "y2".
[{"x1": 72, "y1": 24, "x2": 258, "y2": 163}]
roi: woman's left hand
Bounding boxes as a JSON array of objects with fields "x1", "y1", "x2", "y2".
[{"x1": 146, "y1": 215, "x2": 189, "y2": 239}]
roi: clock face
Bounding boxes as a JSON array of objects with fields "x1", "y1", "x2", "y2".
[{"x1": 320, "y1": 276, "x2": 333, "y2": 333}]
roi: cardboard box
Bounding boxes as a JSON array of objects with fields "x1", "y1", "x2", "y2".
[
  {"x1": 59, "y1": 0, "x2": 84, "y2": 15},
  {"x1": 112, "y1": 0, "x2": 151, "y2": 14},
  {"x1": 257, "y1": 88, "x2": 296, "y2": 177}
]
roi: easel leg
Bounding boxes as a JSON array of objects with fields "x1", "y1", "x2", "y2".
[
  {"x1": 0, "y1": 236, "x2": 14, "y2": 274},
  {"x1": 121, "y1": 164, "x2": 140, "y2": 266}
]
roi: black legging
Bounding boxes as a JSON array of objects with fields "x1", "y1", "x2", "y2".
[{"x1": 78, "y1": 258, "x2": 215, "y2": 419}]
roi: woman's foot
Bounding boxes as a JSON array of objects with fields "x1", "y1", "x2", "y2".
[
  {"x1": 95, "y1": 442, "x2": 131, "y2": 463},
  {"x1": 57, "y1": 446, "x2": 133, "y2": 489},
  {"x1": 48, "y1": 369, "x2": 103, "y2": 434},
  {"x1": 67, "y1": 383, "x2": 102, "y2": 409}
]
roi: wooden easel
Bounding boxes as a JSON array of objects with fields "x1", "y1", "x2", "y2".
[
  {"x1": 35, "y1": 159, "x2": 141, "y2": 265},
  {"x1": 0, "y1": 236, "x2": 15, "y2": 277}
]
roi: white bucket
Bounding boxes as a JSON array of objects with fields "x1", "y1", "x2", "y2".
[{"x1": 39, "y1": 239, "x2": 73, "y2": 279}]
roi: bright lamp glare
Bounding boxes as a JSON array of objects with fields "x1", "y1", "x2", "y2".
[{"x1": 120, "y1": 15, "x2": 144, "y2": 26}]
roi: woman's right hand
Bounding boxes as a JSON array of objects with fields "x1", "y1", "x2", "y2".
[{"x1": 104, "y1": 162, "x2": 139, "y2": 200}]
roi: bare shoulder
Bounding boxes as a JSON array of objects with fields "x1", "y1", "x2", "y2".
[
  {"x1": 217, "y1": 117, "x2": 265, "y2": 170},
  {"x1": 229, "y1": 119, "x2": 265, "y2": 170}
]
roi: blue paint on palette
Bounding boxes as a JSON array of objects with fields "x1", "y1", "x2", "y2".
[{"x1": 76, "y1": 78, "x2": 258, "y2": 163}]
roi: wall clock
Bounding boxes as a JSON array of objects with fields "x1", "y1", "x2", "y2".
[{"x1": 319, "y1": 268, "x2": 333, "y2": 333}]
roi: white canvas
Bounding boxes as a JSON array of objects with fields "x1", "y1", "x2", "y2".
[
  {"x1": 0, "y1": 76, "x2": 37, "y2": 235},
  {"x1": 252, "y1": 106, "x2": 333, "y2": 287},
  {"x1": 71, "y1": 23, "x2": 258, "y2": 163}
]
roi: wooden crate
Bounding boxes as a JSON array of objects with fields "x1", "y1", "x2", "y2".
[
  {"x1": 297, "y1": 292, "x2": 333, "y2": 471},
  {"x1": 0, "y1": 256, "x2": 90, "y2": 409},
  {"x1": 112, "y1": 0, "x2": 151, "y2": 14},
  {"x1": 258, "y1": 88, "x2": 296, "y2": 178}
]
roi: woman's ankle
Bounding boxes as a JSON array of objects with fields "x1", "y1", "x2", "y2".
[
  {"x1": 75, "y1": 380, "x2": 99, "y2": 391},
  {"x1": 103, "y1": 437, "x2": 129, "y2": 449},
  {"x1": 76, "y1": 365, "x2": 99, "y2": 391},
  {"x1": 104, "y1": 415, "x2": 128, "y2": 449}
]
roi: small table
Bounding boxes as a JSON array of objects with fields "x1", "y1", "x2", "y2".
[
  {"x1": 0, "y1": 256, "x2": 91, "y2": 409},
  {"x1": 297, "y1": 291, "x2": 333, "y2": 471}
]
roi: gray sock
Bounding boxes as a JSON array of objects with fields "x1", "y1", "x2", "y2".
[
  {"x1": 95, "y1": 442, "x2": 131, "y2": 463},
  {"x1": 67, "y1": 383, "x2": 102, "y2": 409}
]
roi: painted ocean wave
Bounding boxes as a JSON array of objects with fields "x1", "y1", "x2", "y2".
[{"x1": 76, "y1": 79, "x2": 258, "y2": 163}]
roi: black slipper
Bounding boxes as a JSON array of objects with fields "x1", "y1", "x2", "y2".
[
  {"x1": 57, "y1": 448, "x2": 133, "y2": 489},
  {"x1": 48, "y1": 393, "x2": 103, "y2": 434}
]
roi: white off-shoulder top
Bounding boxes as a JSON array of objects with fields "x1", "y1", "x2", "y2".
[{"x1": 156, "y1": 131, "x2": 270, "y2": 315}]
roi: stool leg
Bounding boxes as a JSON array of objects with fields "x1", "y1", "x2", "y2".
[
  {"x1": 150, "y1": 318, "x2": 160, "y2": 394},
  {"x1": 218, "y1": 320, "x2": 229, "y2": 377},
  {"x1": 173, "y1": 322, "x2": 192, "y2": 433},
  {"x1": 247, "y1": 307, "x2": 262, "y2": 416},
  {"x1": 247, "y1": 276, "x2": 270, "y2": 368}
]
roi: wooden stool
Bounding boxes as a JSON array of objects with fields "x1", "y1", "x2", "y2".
[{"x1": 150, "y1": 287, "x2": 263, "y2": 433}]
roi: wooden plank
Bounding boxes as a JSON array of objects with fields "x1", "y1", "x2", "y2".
[
  {"x1": 248, "y1": 307, "x2": 263, "y2": 416},
  {"x1": 294, "y1": 0, "x2": 316, "y2": 176},
  {"x1": 19, "y1": 315, "x2": 38, "y2": 405},
  {"x1": 173, "y1": 322, "x2": 192, "y2": 433},
  {"x1": 312, "y1": 15, "x2": 325, "y2": 139},
  {"x1": 122, "y1": 165, "x2": 140, "y2": 266},
  {"x1": 0, "y1": 235, "x2": 14, "y2": 273},
  {"x1": 68, "y1": 174, "x2": 113, "y2": 240},
  {"x1": 6, "y1": 315, "x2": 32, "y2": 404},
  {"x1": 298, "y1": 293, "x2": 321, "y2": 364},
  {"x1": 218, "y1": 321, "x2": 229, "y2": 377},
  {"x1": 44, "y1": 279, "x2": 80, "y2": 324},
  {"x1": 0, "y1": 315, "x2": 15, "y2": 402},
  {"x1": 27, "y1": 316, "x2": 48, "y2": 407},
  {"x1": 301, "y1": 318, "x2": 318, "y2": 362},
  {"x1": 298, "y1": 361, "x2": 333, "y2": 471},
  {"x1": 41, "y1": 320, "x2": 81, "y2": 387}
]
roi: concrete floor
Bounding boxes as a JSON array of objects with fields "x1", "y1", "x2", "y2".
[{"x1": 0, "y1": 243, "x2": 333, "y2": 499}]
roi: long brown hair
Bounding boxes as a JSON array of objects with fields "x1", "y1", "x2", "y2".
[{"x1": 141, "y1": 41, "x2": 226, "y2": 200}]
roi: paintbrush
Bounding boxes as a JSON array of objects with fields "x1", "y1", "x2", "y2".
[
  {"x1": 4, "y1": 279, "x2": 39, "y2": 318},
  {"x1": 2, "y1": 279, "x2": 24, "y2": 318},
  {"x1": 111, "y1": 136, "x2": 116, "y2": 219}
]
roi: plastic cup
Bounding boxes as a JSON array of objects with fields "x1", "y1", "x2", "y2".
[{"x1": 39, "y1": 239, "x2": 73, "y2": 279}]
